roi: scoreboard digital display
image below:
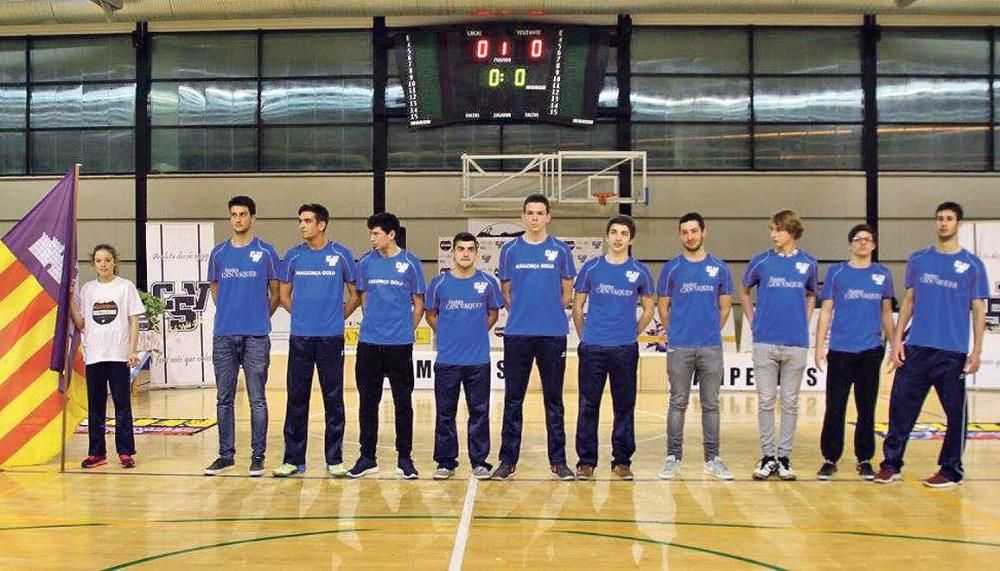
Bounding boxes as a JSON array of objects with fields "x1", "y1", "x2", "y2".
[{"x1": 396, "y1": 24, "x2": 610, "y2": 128}]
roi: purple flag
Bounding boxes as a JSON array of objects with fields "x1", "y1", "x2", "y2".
[{"x1": 1, "y1": 168, "x2": 78, "y2": 372}]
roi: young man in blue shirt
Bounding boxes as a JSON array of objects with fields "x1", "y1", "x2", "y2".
[
  {"x1": 814, "y1": 224, "x2": 895, "y2": 481},
  {"x1": 348, "y1": 212, "x2": 426, "y2": 479},
  {"x1": 204, "y1": 195, "x2": 280, "y2": 477},
  {"x1": 493, "y1": 194, "x2": 576, "y2": 480},
  {"x1": 426, "y1": 232, "x2": 504, "y2": 480},
  {"x1": 876, "y1": 202, "x2": 988, "y2": 488},
  {"x1": 572, "y1": 215, "x2": 655, "y2": 481},
  {"x1": 657, "y1": 212, "x2": 735, "y2": 481},
  {"x1": 740, "y1": 210, "x2": 818, "y2": 481},
  {"x1": 272, "y1": 204, "x2": 360, "y2": 478}
]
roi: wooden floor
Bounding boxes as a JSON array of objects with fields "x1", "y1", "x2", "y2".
[{"x1": 2, "y1": 370, "x2": 1000, "y2": 570}]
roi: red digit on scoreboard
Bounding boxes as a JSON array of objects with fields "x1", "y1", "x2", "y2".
[
  {"x1": 499, "y1": 39, "x2": 510, "y2": 57},
  {"x1": 475, "y1": 38, "x2": 489, "y2": 60},
  {"x1": 530, "y1": 38, "x2": 544, "y2": 59}
]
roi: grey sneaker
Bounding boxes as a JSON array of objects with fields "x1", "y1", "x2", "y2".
[
  {"x1": 433, "y1": 466, "x2": 455, "y2": 480},
  {"x1": 703, "y1": 456, "x2": 734, "y2": 481},
  {"x1": 752, "y1": 456, "x2": 778, "y2": 480},
  {"x1": 472, "y1": 465, "x2": 492, "y2": 480},
  {"x1": 658, "y1": 455, "x2": 682, "y2": 480},
  {"x1": 551, "y1": 463, "x2": 575, "y2": 481}
]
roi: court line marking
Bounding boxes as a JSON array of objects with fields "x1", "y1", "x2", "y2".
[
  {"x1": 100, "y1": 528, "x2": 373, "y2": 570},
  {"x1": 828, "y1": 530, "x2": 1000, "y2": 548},
  {"x1": 556, "y1": 530, "x2": 787, "y2": 570},
  {"x1": 0, "y1": 522, "x2": 108, "y2": 532},
  {"x1": 449, "y1": 476, "x2": 478, "y2": 571}
]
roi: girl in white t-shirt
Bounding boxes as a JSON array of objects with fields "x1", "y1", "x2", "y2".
[{"x1": 70, "y1": 244, "x2": 144, "y2": 469}]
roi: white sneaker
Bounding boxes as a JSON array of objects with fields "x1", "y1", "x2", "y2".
[
  {"x1": 703, "y1": 457, "x2": 734, "y2": 481},
  {"x1": 658, "y1": 455, "x2": 682, "y2": 480},
  {"x1": 472, "y1": 465, "x2": 492, "y2": 480},
  {"x1": 752, "y1": 456, "x2": 778, "y2": 480},
  {"x1": 777, "y1": 456, "x2": 797, "y2": 481},
  {"x1": 433, "y1": 467, "x2": 455, "y2": 480}
]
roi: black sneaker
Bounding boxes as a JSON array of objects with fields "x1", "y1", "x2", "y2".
[
  {"x1": 397, "y1": 457, "x2": 419, "y2": 480},
  {"x1": 204, "y1": 457, "x2": 235, "y2": 476},
  {"x1": 249, "y1": 456, "x2": 265, "y2": 477},
  {"x1": 857, "y1": 461, "x2": 876, "y2": 481},
  {"x1": 551, "y1": 463, "x2": 575, "y2": 481},
  {"x1": 491, "y1": 463, "x2": 517, "y2": 480},
  {"x1": 347, "y1": 457, "x2": 379, "y2": 479},
  {"x1": 817, "y1": 461, "x2": 838, "y2": 481}
]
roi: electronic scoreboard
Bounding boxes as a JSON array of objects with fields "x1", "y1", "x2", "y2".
[{"x1": 396, "y1": 23, "x2": 610, "y2": 128}]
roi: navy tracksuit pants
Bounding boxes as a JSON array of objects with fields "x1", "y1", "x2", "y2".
[
  {"x1": 433, "y1": 362, "x2": 492, "y2": 470},
  {"x1": 282, "y1": 335, "x2": 345, "y2": 466},
  {"x1": 499, "y1": 335, "x2": 567, "y2": 466},
  {"x1": 575, "y1": 342, "x2": 639, "y2": 468},
  {"x1": 881, "y1": 345, "x2": 968, "y2": 481}
]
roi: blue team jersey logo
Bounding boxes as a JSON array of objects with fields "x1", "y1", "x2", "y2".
[
  {"x1": 954, "y1": 260, "x2": 970, "y2": 274},
  {"x1": 249, "y1": 250, "x2": 263, "y2": 263},
  {"x1": 871, "y1": 273, "x2": 885, "y2": 286},
  {"x1": 795, "y1": 261, "x2": 810, "y2": 274},
  {"x1": 326, "y1": 255, "x2": 339, "y2": 267},
  {"x1": 544, "y1": 249, "x2": 558, "y2": 262},
  {"x1": 395, "y1": 261, "x2": 409, "y2": 273},
  {"x1": 626, "y1": 270, "x2": 639, "y2": 283},
  {"x1": 706, "y1": 265, "x2": 720, "y2": 277},
  {"x1": 473, "y1": 281, "x2": 488, "y2": 293}
]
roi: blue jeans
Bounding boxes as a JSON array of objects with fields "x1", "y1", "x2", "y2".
[{"x1": 213, "y1": 335, "x2": 270, "y2": 460}]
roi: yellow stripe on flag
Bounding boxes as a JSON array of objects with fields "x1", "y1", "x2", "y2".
[
  {"x1": 0, "y1": 277, "x2": 44, "y2": 333},
  {"x1": 0, "y1": 308, "x2": 57, "y2": 388},
  {"x1": 0, "y1": 245, "x2": 14, "y2": 275},
  {"x1": 1, "y1": 408, "x2": 62, "y2": 467},
  {"x1": 0, "y1": 370, "x2": 57, "y2": 437}
]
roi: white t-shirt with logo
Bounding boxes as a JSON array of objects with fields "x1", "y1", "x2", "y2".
[{"x1": 78, "y1": 276, "x2": 144, "y2": 365}]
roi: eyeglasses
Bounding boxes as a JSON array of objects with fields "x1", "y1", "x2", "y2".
[{"x1": 851, "y1": 236, "x2": 874, "y2": 244}]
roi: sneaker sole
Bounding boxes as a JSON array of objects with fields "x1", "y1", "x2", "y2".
[
  {"x1": 203, "y1": 465, "x2": 234, "y2": 476},
  {"x1": 860, "y1": 474, "x2": 875, "y2": 481},
  {"x1": 248, "y1": 469, "x2": 265, "y2": 477},
  {"x1": 396, "y1": 468, "x2": 419, "y2": 480},
  {"x1": 874, "y1": 474, "x2": 902, "y2": 484},
  {"x1": 658, "y1": 471, "x2": 678, "y2": 480},
  {"x1": 432, "y1": 472, "x2": 454, "y2": 480},
  {"x1": 816, "y1": 474, "x2": 833, "y2": 481},
  {"x1": 616, "y1": 474, "x2": 635, "y2": 481},
  {"x1": 82, "y1": 461, "x2": 108, "y2": 469},
  {"x1": 704, "y1": 469, "x2": 734, "y2": 481},
  {"x1": 553, "y1": 473, "x2": 575, "y2": 481},
  {"x1": 273, "y1": 471, "x2": 303, "y2": 478},
  {"x1": 491, "y1": 472, "x2": 516, "y2": 480},
  {"x1": 474, "y1": 473, "x2": 492, "y2": 480},
  {"x1": 779, "y1": 474, "x2": 798, "y2": 481},
  {"x1": 923, "y1": 480, "x2": 960, "y2": 488},
  {"x1": 346, "y1": 466, "x2": 379, "y2": 479},
  {"x1": 328, "y1": 470, "x2": 348, "y2": 478}
]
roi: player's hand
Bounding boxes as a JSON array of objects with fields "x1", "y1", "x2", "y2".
[
  {"x1": 965, "y1": 351, "x2": 982, "y2": 374},
  {"x1": 814, "y1": 348, "x2": 826, "y2": 372},
  {"x1": 891, "y1": 343, "x2": 906, "y2": 368},
  {"x1": 128, "y1": 352, "x2": 139, "y2": 367}
]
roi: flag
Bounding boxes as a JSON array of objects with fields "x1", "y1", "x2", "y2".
[{"x1": 0, "y1": 167, "x2": 88, "y2": 467}]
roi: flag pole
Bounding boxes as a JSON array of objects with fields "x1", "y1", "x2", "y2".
[{"x1": 59, "y1": 163, "x2": 81, "y2": 474}]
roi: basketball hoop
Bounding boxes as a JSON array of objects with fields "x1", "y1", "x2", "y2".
[{"x1": 593, "y1": 192, "x2": 617, "y2": 206}]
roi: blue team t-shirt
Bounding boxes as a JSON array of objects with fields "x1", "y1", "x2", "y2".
[
  {"x1": 208, "y1": 236, "x2": 280, "y2": 336},
  {"x1": 657, "y1": 254, "x2": 733, "y2": 348},
  {"x1": 820, "y1": 262, "x2": 894, "y2": 353},
  {"x1": 904, "y1": 247, "x2": 989, "y2": 354},
  {"x1": 426, "y1": 270, "x2": 504, "y2": 365},
  {"x1": 576, "y1": 256, "x2": 655, "y2": 346},
  {"x1": 357, "y1": 248, "x2": 426, "y2": 345},
  {"x1": 282, "y1": 241, "x2": 357, "y2": 337},
  {"x1": 498, "y1": 235, "x2": 576, "y2": 336},
  {"x1": 742, "y1": 249, "x2": 819, "y2": 348}
]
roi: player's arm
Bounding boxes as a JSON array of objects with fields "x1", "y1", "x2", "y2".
[
  {"x1": 210, "y1": 281, "x2": 218, "y2": 304},
  {"x1": 738, "y1": 284, "x2": 755, "y2": 324},
  {"x1": 268, "y1": 279, "x2": 280, "y2": 316},
  {"x1": 128, "y1": 315, "x2": 140, "y2": 366},
  {"x1": 501, "y1": 280, "x2": 512, "y2": 310},
  {"x1": 279, "y1": 282, "x2": 293, "y2": 313},
  {"x1": 637, "y1": 294, "x2": 656, "y2": 337},
  {"x1": 719, "y1": 294, "x2": 733, "y2": 330},
  {"x1": 572, "y1": 291, "x2": 587, "y2": 338},
  {"x1": 344, "y1": 282, "x2": 360, "y2": 318},
  {"x1": 815, "y1": 299, "x2": 834, "y2": 371},
  {"x1": 486, "y1": 308, "x2": 499, "y2": 329},
  {"x1": 657, "y1": 295, "x2": 671, "y2": 344},
  {"x1": 425, "y1": 308, "x2": 438, "y2": 331},
  {"x1": 880, "y1": 299, "x2": 896, "y2": 347},
  {"x1": 411, "y1": 293, "x2": 425, "y2": 330},
  {"x1": 70, "y1": 287, "x2": 85, "y2": 331},
  {"x1": 561, "y1": 278, "x2": 573, "y2": 308},
  {"x1": 805, "y1": 291, "x2": 817, "y2": 325},
  {"x1": 891, "y1": 288, "x2": 915, "y2": 367},
  {"x1": 968, "y1": 298, "x2": 987, "y2": 374}
]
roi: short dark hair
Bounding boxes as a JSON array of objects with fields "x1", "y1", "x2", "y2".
[
  {"x1": 771, "y1": 209, "x2": 804, "y2": 240},
  {"x1": 847, "y1": 223, "x2": 876, "y2": 243},
  {"x1": 228, "y1": 195, "x2": 256, "y2": 216},
  {"x1": 452, "y1": 231, "x2": 479, "y2": 249},
  {"x1": 936, "y1": 201, "x2": 964, "y2": 221},
  {"x1": 606, "y1": 215, "x2": 637, "y2": 238},
  {"x1": 298, "y1": 203, "x2": 330, "y2": 226},
  {"x1": 367, "y1": 211, "x2": 401, "y2": 236},
  {"x1": 523, "y1": 193, "x2": 550, "y2": 214},
  {"x1": 678, "y1": 212, "x2": 706, "y2": 230},
  {"x1": 91, "y1": 243, "x2": 120, "y2": 275}
]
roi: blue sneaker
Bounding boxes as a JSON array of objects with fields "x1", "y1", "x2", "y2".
[
  {"x1": 397, "y1": 457, "x2": 419, "y2": 480},
  {"x1": 346, "y1": 457, "x2": 379, "y2": 479}
]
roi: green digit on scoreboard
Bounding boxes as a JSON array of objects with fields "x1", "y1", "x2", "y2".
[
  {"x1": 514, "y1": 68, "x2": 526, "y2": 87},
  {"x1": 488, "y1": 68, "x2": 501, "y2": 87}
]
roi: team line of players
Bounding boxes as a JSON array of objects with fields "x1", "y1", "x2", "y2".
[{"x1": 201, "y1": 194, "x2": 986, "y2": 488}]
